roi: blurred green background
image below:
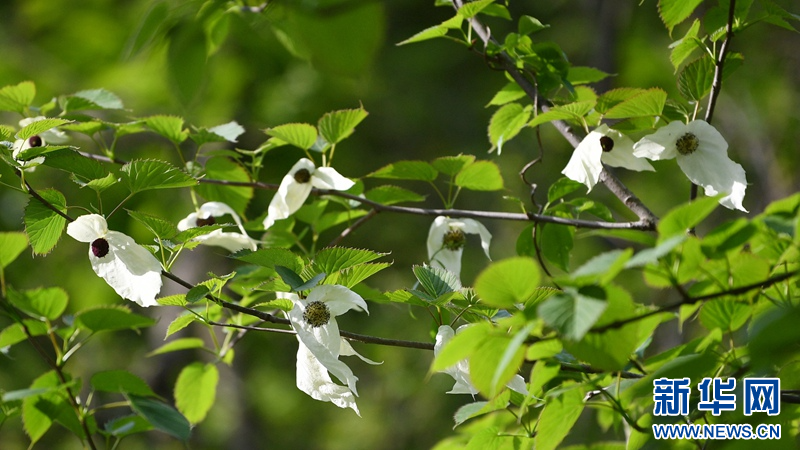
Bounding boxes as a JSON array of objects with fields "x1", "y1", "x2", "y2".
[{"x1": 1, "y1": 0, "x2": 798, "y2": 448}]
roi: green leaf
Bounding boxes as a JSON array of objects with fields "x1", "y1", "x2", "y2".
[
  {"x1": 486, "y1": 83, "x2": 526, "y2": 106},
  {"x1": 678, "y1": 53, "x2": 743, "y2": 102},
  {"x1": 397, "y1": 15, "x2": 463, "y2": 45},
  {"x1": 42, "y1": 149, "x2": 107, "y2": 183},
  {"x1": 16, "y1": 118, "x2": 72, "y2": 140},
  {"x1": 535, "y1": 385, "x2": 585, "y2": 450},
  {"x1": 368, "y1": 160, "x2": 438, "y2": 181},
  {"x1": 413, "y1": 265, "x2": 461, "y2": 298},
  {"x1": 8, "y1": 287, "x2": 68, "y2": 321},
  {"x1": 603, "y1": 88, "x2": 667, "y2": 119},
  {"x1": 548, "y1": 177, "x2": 585, "y2": 203},
  {"x1": 539, "y1": 221, "x2": 574, "y2": 271},
  {"x1": 24, "y1": 188, "x2": 67, "y2": 255},
  {"x1": 147, "y1": 338, "x2": 206, "y2": 357},
  {"x1": 165, "y1": 312, "x2": 196, "y2": 337},
  {"x1": 265, "y1": 123, "x2": 317, "y2": 150},
  {"x1": 91, "y1": 370, "x2": 156, "y2": 397},
  {"x1": 312, "y1": 247, "x2": 387, "y2": 274},
  {"x1": 0, "y1": 232, "x2": 28, "y2": 268},
  {"x1": 488, "y1": 103, "x2": 530, "y2": 154},
  {"x1": 457, "y1": 0, "x2": 494, "y2": 18},
  {"x1": 317, "y1": 108, "x2": 368, "y2": 146},
  {"x1": 77, "y1": 306, "x2": 156, "y2": 332},
  {"x1": 127, "y1": 210, "x2": 178, "y2": 240},
  {"x1": 317, "y1": 209, "x2": 369, "y2": 233},
  {"x1": 567, "y1": 249, "x2": 632, "y2": 286},
  {"x1": 128, "y1": 395, "x2": 191, "y2": 442},
  {"x1": 432, "y1": 322, "x2": 491, "y2": 371},
  {"x1": 625, "y1": 234, "x2": 686, "y2": 268},
  {"x1": 142, "y1": 115, "x2": 188, "y2": 144},
  {"x1": 104, "y1": 415, "x2": 153, "y2": 438},
  {"x1": 0, "y1": 81, "x2": 36, "y2": 114},
  {"x1": 364, "y1": 185, "x2": 425, "y2": 205},
  {"x1": 474, "y1": 257, "x2": 540, "y2": 308},
  {"x1": 175, "y1": 363, "x2": 218, "y2": 424},
  {"x1": 469, "y1": 333, "x2": 526, "y2": 398},
  {"x1": 659, "y1": 0, "x2": 703, "y2": 34},
  {"x1": 699, "y1": 299, "x2": 750, "y2": 331},
  {"x1": 275, "y1": 265, "x2": 305, "y2": 291},
  {"x1": 61, "y1": 88, "x2": 124, "y2": 112},
  {"x1": 431, "y1": 155, "x2": 476, "y2": 176},
  {"x1": 454, "y1": 160, "x2": 504, "y2": 191},
  {"x1": 330, "y1": 262, "x2": 391, "y2": 288},
  {"x1": 595, "y1": 88, "x2": 646, "y2": 113},
  {"x1": 466, "y1": 427, "x2": 534, "y2": 450},
  {"x1": 0, "y1": 323, "x2": 28, "y2": 348},
  {"x1": 566, "y1": 66, "x2": 611, "y2": 85},
  {"x1": 518, "y1": 15, "x2": 549, "y2": 35},
  {"x1": 121, "y1": 159, "x2": 196, "y2": 193},
  {"x1": 195, "y1": 157, "x2": 253, "y2": 216},
  {"x1": 22, "y1": 371, "x2": 74, "y2": 444},
  {"x1": 528, "y1": 101, "x2": 594, "y2": 128},
  {"x1": 236, "y1": 248, "x2": 304, "y2": 273},
  {"x1": 657, "y1": 196, "x2": 720, "y2": 241},
  {"x1": 670, "y1": 19, "x2": 702, "y2": 69},
  {"x1": 538, "y1": 289, "x2": 607, "y2": 341}
]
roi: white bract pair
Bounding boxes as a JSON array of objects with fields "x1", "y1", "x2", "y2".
[
  {"x1": 562, "y1": 121, "x2": 747, "y2": 211},
  {"x1": 178, "y1": 202, "x2": 257, "y2": 252},
  {"x1": 10, "y1": 116, "x2": 69, "y2": 169},
  {"x1": 262, "y1": 158, "x2": 354, "y2": 230},
  {"x1": 434, "y1": 325, "x2": 528, "y2": 396},
  {"x1": 427, "y1": 216, "x2": 492, "y2": 280},
  {"x1": 281, "y1": 286, "x2": 378, "y2": 416},
  {"x1": 66, "y1": 214, "x2": 163, "y2": 307}
]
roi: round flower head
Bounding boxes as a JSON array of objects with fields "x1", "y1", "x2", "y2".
[
  {"x1": 427, "y1": 216, "x2": 492, "y2": 280},
  {"x1": 284, "y1": 285, "x2": 369, "y2": 396},
  {"x1": 562, "y1": 124, "x2": 654, "y2": 191},
  {"x1": 66, "y1": 214, "x2": 163, "y2": 307},
  {"x1": 434, "y1": 325, "x2": 528, "y2": 396},
  {"x1": 262, "y1": 158, "x2": 355, "y2": 230},
  {"x1": 177, "y1": 202, "x2": 257, "y2": 252},
  {"x1": 633, "y1": 120, "x2": 747, "y2": 212}
]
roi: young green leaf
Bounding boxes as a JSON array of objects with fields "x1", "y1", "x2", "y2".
[
  {"x1": 7, "y1": 287, "x2": 68, "y2": 321},
  {"x1": 275, "y1": 265, "x2": 305, "y2": 291},
  {"x1": 468, "y1": 333, "x2": 526, "y2": 398},
  {"x1": 431, "y1": 155, "x2": 476, "y2": 176},
  {"x1": 24, "y1": 188, "x2": 67, "y2": 255},
  {"x1": 534, "y1": 385, "x2": 585, "y2": 450},
  {"x1": 658, "y1": 0, "x2": 703, "y2": 34},
  {"x1": 518, "y1": 15, "x2": 549, "y2": 35},
  {"x1": 539, "y1": 221, "x2": 574, "y2": 272},
  {"x1": 60, "y1": 88, "x2": 124, "y2": 112},
  {"x1": 312, "y1": 247, "x2": 387, "y2": 274},
  {"x1": 488, "y1": 103, "x2": 530, "y2": 154},
  {"x1": 121, "y1": 159, "x2": 197, "y2": 193},
  {"x1": 602, "y1": 88, "x2": 667, "y2": 119},
  {"x1": 91, "y1": 370, "x2": 157, "y2": 397},
  {"x1": 142, "y1": 115, "x2": 188, "y2": 144},
  {"x1": 0, "y1": 232, "x2": 28, "y2": 268},
  {"x1": 538, "y1": 289, "x2": 607, "y2": 341},
  {"x1": 147, "y1": 338, "x2": 206, "y2": 357},
  {"x1": 76, "y1": 306, "x2": 157, "y2": 332},
  {"x1": 454, "y1": 160, "x2": 504, "y2": 191},
  {"x1": 397, "y1": 15, "x2": 463, "y2": 45},
  {"x1": 474, "y1": 257, "x2": 540, "y2": 308},
  {"x1": 0, "y1": 81, "x2": 36, "y2": 114},
  {"x1": 364, "y1": 185, "x2": 425, "y2": 205},
  {"x1": 486, "y1": 82, "x2": 526, "y2": 106},
  {"x1": 16, "y1": 118, "x2": 72, "y2": 140},
  {"x1": 317, "y1": 108, "x2": 368, "y2": 146},
  {"x1": 457, "y1": 0, "x2": 494, "y2": 18},
  {"x1": 265, "y1": 123, "x2": 318, "y2": 150},
  {"x1": 175, "y1": 362, "x2": 219, "y2": 424},
  {"x1": 236, "y1": 248, "x2": 304, "y2": 273},
  {"x1": 413, "y1": 265, "x2": 461, "y2": 298},
  {"x1": 657, "y1": 195, "x2": 720, "y2": 241},
  {"x1": 127, "y1": 210, "x2": 178, "y2": 240},
  {"x1": 128, "y1": 395, "x2": 191, "y2": 441},
  {"x1": 670, "y1": 19, "x2": 703, "y2": 70},
  {"x1": 368, "y1": 160, "x2": 438, "y2": 181}
]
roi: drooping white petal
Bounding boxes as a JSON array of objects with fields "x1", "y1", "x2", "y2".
[
  {"x1": 632, "y1": 121, "x2": 686, "y2": 161},
  {"x1": 195, "y1": 230, "x2": 258, "y2": 252},
  {"x1": 306, "y1": 284, "x2": 369, "y2": 317},
  {"x1": 340, "y1": 338, "x2": 382, "y2": 365},
  {"x1": 599, "y1": 127, "x2": 654, "y2": 172},
  {"x1": 296, "y1": 341, "x2": 360, "y2": 416},
  {"x1": 179, "y1": 202, "x2": 257, "y2": 251},
  {"x1": 66, "y1": 214, "x2": 108, "y2": 243},
  {"x1": 676, "y1": 144, "x2": 748, "y2": 212},
  {"x1": 561, "y1": 130, "x2": 605, "y2": 190},
  {"x1": 458, "y1": 218, "x2": 492, "y2": 260},
  {"x1": 311, "y1": 166, "x2": 355, "y2": 191},
  {"x1": 92, "y1": 231, "x2": 162, "y2": 307},
  {"x1": 176, "y1": 212, "x2": 200, "y2": 231},
  {"x1": 427, "y1": 216, "x2": 451, "y2": 261},
  {"x1": 262, "y1": 174, "x2": 312, "y2": 230}
]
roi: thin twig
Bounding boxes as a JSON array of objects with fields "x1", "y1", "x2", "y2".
[
  {"x1": 327, "y1": 209, "x2": 378, "y2": 247},
  {"x1": 704, "y1": 0, "x2": 737, "y2": 124}
]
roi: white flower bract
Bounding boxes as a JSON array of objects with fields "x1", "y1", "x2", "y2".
[
  {"x1": 66, "y1": 214, "x2": 163, "y2": 307},
  {"x1": 562, "y1": 124, "x2": 654, "y2": 191},
  {"x1": 434, "y1": 325, "x2": 528, "y2": 396},
  {"x1": 177, "y1": 202, "x2": 257, "y2": 252},
  {"x1": 632, "y1": 120, "x2": 747, "y2": 212},
  {"x1": 427, "y1": 216, "x2": 491, "y2": 280},
  {"x1": 262, "y1": 158, "x2": 355, "y2": 230}
]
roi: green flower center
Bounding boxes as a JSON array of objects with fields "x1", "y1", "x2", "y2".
[
  {"x1": 196, "y1": 216, "x2": 216, "y2": 227},
  {"x1": 442, "y1": 229, "x2": 466, "y2": 251},
  {"x1": 303, "y1": 301, "x2": 331, "y2": 327},
  {"x1": 91, "y1": 238, "x2": 110, "y2": 258},
  {"x1": 676, "y1": 133, "x2": 699, "y2": 155},
  {"x1": 599, "y1": 136, "x2": 614, "y2": 152},
  {"x1": 294, "y1": 168, "x2": 312, "y2": 183}
]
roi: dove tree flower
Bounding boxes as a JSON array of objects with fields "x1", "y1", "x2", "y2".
[
  {"x1": 561, "y1": 124, "x2": 654, "y2": 191},
  {"x1": 262, "y1": 158, "x2": 355, "y2": 230},
  {"x1": 632, "y1": 120, "x2": 747, "y2": 211},
  {"x1": 427, "y1": 216, "x2": 491, "y2": 280},
  {"x1": 66, "y1": 214, "x2": 163, "y2": 307},
  {"x1": 177, "y1": 201, "x2": 257, "y2": 252},
  {"x1": 282, "y1": 286, "x2": 375, "y2": 412},
  {"x1": 434, "y1": 325, "x2": 528, "y2": 396},
  {"x1": 10, "y1": 117, "x2": 69, "y2": 169}
]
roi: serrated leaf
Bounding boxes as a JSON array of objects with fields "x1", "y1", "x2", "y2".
[
  {"x1": 195, "y1": 157, "x2": 253, "y2": 216},
  {"x1": 143, "y1": 115, "x2": 188, "y2": 144},
  {"x1": 60, "y1": 120, "x2": 108, "y2": 135},
  {"x1": 77, "y1": 306, "x2": 156, "y2": 332},
  {"x1": 567, "y1": 249, "x2": 632, "y2": 286},
  {"x1": 331, "y1": 262, "x2": 391, "y2": 288},
  {"x1": 603, "y1": 89, "x2": 667, "y2": 119},
  {"x1": 659, "y1": 0, "x2": 703, "y2": 34},
  {"x1": 432, "y1": 323, "x2": 491, "y2": 372},
  {"x1": 368, "y1": 160, "x2": 438, "y2": 181},
  {"x1": 595, "y1": 88, "x2": 647, "y2": 113},
  {"x1": 670, "y1": 19, "x2": 702, "y2": 70},
  {"x1": 316, "y1": 209, "x2": 369, "y2": 233},
  {"x1": 547, "y1": 177, "x2": 584, "y2": 203},
  {"x1": 166, "y1": 312, "x2": 196, "y2": 337},
  {"x1": 127, "y1": 210, "x2": 178, "y2": 240},
  {"x1": 364, "y1": 185, "x2": 425, "y2": 205},
  {"x1": 61, "y1": 88, "x2": 124, "y2": 112},
  {"x1": 488, "y1": 103, "x2": 530, "y2": 154},
  {"x1": 265, "y1": 123, "x2": 317, "y2": 150},
  {"x1": 175, "y1": 363, "x2": 218, "y2": 424},
  {"x1": 17, "y1": 118, "x2": 72, "y2": 140},
  {"x1": 518, "y1": 15, "x2": 549, "y2": 35},
  {"x1": 42, "y1": 149, "x2": 107, "y2": 182},
  {"x1": 457, "y1": 0, "x2": 494, "y2": 18},
  {"x1": 538, "y1": 290, "x2": 607, "y2": 341},
  {"x1": 678, "y1": 53, "x2": 743, "y2": 102},
  {"x1": 657, "y1": 196, "x2": 720, "y2": 241},
  {"x1": 22, "y1": 371, "x2": 74, "y2": 444},
  {"x1": 535, "y1": 386, "x2": 585, "y2": 450},
  {"x1": 474, "y1": 257, "x2": 540, "y2": 308},
  {"x1": 486, "y1": 82, "x2": 526, "y2": 106},
  {"x1": 275, "y1": 265, "x2": 305, "y2": 291},
  {"x1": 235, "y1": 248, "x2": 304, "y2": 273},
  {"x1": 318, "y1": 108, "x2": 368, "y2": 146},
  {"x1": 397, "y1": 15, "x2": 463, "y2": 45},
  {"x1": 431, "y1": 155, "x2": 476, "y2": 176},
  {"x1": 121, "y1": 160, "x2": 196, "y2": 193},
  {"x1": 128, "y1": 395, "x2": 191, "y2": 441},
  {"x1": 147, "y1": 338, "x2": 206, "y2": 357},
  {"x1": 468, "y1": 333, "x2": 526, "y2": 398},
  {"x1": 312, "y1": 247, "x2": 386, "y2": 274},
  {"x1": 413, "y1": 265, "x2": 461, "y2": 298},
  {"x1": 295, "y1": 272, "x2": 326, "y2": 292},
  {"x1": 91, "y1": 370, "x2": 156, "y2": 397},
  {"x1": 540, "y1": 221, "x2": 574, "y2": 271},
  {"x1": 454, "y1": 160, "x2": 504, "y2": 191},
  {"x1": 566, "y1": 66, "x2": 611, "y2": 85},
  {"x1": 0, "y1": 323, "x2": 28, "y2": 348},
  {"x1": 0, "y1": 232, "x2": 28, "y2": 268},
  {"x1": 0, "y1": 81, "x2": 35, "y2": 114},
  {"x1": 24, "y1": 188, "x2": 67, "y2": 255},
  {"x1": 8, "y1": 287, "x2": 68, "y2": 321}
]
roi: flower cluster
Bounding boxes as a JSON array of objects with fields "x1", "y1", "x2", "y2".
[{"x1": 562, "y1": 120, "x2": 747, "y2": 212}]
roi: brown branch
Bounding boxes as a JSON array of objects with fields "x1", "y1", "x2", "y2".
[
  {"x1": 327, "y1": 208, "x2": 378, "y2": 247},
  {"x1": 704, "y1": 0, "x2": 736, "y2": 124}
]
